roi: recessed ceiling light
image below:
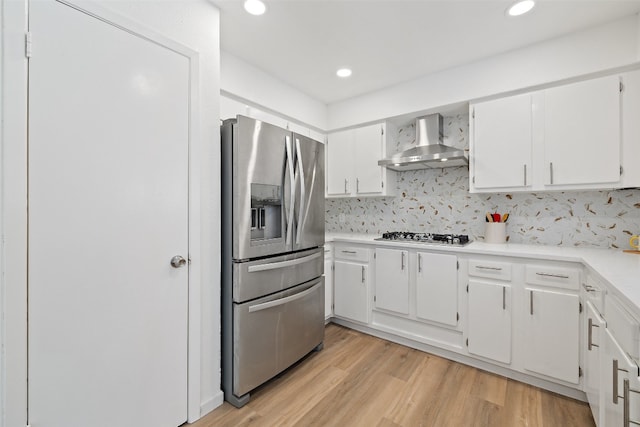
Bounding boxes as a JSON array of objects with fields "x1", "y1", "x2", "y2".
[
  {"x1": 244, "y1": 0, "x2": 266, "y2": 16},
  {"x1": 336, "y1": 68, "x2": 352, "y2": 78},
  {"x1": 507, "y1": 0, "x2": 535, "y2": 16}
]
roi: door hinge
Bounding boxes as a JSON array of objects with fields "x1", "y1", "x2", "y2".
[
  {"x1": 579, "y1": 302, "x2": 583, "y2": 313},
  {"x1": 472, "y1": 108, "x2": 475, "y2": 119},
  {"x1": 466, "y1": 338, "x2": 469, "y2": 347},
  {"x1": 620, "y1": 165, "x2": 624, "y2": 176},
  {"x1": 381, "y1": 126, "x2": 384, "y2": 136},
  {"x1": 457, "y1": 261, "x2": 459, "y2": 270},
  {"x1": 25, "y1": 32, "x2": 32, "y2": 58},
  {"x1": 472, "y1": 176, "x2": 475, "y2": 184},
  {"x1": 374, "y1": 295, "x2": 376, "y2": 302},
  {"x1": 381, "y1": 181, "x2": 384, "y2": 188},
  {"x1": 457, "y1": 312, "x2": 460, "y2": 322},
  {"x1": 374, "y1": 252, "x2": 376, "y2": 259},
  {"x1": 620, "y1": 81, "x2": 624, "y2": 93},
  {"x1": 466, "y1": 284, "x2": 469, "y2": 293},
  {"x1": 579, "y1": 366, "x2": 583, "y2": 378}
]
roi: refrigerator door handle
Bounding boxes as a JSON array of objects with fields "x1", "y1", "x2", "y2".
[
  {"x1": 284, "y1": 136, "x2": 295, "y2": 245},
  {"x1": 246, "y1": 252, "x2": 322, "y2": 273},
  {"x1": 295, "y1": 138, "x2": 306, "y2": 245},
  {"x1": 248, "y1": 281, "x2": 321, "y2": 313}
]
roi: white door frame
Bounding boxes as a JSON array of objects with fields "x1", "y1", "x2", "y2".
[{"x1": 1, "y1": 0, "x2": 203, "y2": 424}]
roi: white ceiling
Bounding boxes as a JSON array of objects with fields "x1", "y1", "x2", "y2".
[{"x1": 215, "y1": 0, "x2": 640, "y2": 104}]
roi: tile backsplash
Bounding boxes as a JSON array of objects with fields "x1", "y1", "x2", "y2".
[{"x1": 325, "y1": 113, "x2": 640, "y2": 249}]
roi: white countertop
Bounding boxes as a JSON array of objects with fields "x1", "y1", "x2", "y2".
[{"x1": 326, "y1": 233, "x2": 640, "y2": 318}]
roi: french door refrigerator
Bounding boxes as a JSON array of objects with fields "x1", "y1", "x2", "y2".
[{"x1": 221, "y1": 115, "x2": 325, "y2": 407}]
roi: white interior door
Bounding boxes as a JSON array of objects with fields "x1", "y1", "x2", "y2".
[{"x1": 28, "y1": 2, "x2": 190, "y2": 426}]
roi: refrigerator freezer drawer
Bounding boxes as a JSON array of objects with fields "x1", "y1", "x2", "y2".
[
  {"x1": 233, "y1": 247, "x2": 324, "y2": 303},
  {"x1": 232, "y1": 278, "x2": 324, "y2": 397}
]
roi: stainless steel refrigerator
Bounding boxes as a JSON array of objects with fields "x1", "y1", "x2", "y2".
[{"x1": 221, "y1": 115, "x2": 325, "y2": 407}]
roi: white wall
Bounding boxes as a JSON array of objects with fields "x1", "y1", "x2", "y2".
[
  {"x1": 1, "y1": 0, "x2": 222, "y2": 425},
  {"x1": 328, "y1": 14, "x2": 640, "y2": 130},
  {"x1": 221, "y1": 50, "x2": 328, "y2": 131}
]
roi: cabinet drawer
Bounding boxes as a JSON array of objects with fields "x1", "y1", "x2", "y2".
[
  {"x1": 334, "y1": 246, "x2": 370, "y2": 262},
  {"x1": 525, "y1": 265, "x2": 580, "y2": 290},
  {"x1": 606, "y1": 294, "x2": 640, "y2": 361},
  {"x1": 468, "y1": 260, "x2": 512, "y2": 281}
]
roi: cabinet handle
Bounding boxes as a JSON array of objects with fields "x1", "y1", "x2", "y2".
[
  {"x1": 623, "y1": 378, "x2": 640, "y2": 427},
  {"x1": 502, "y1": 286, "x2": 506, "y2": 310},
  {"x1": 418, "y1": 253, "x2": 422, "y2": 273},
  {"x1": 401, "y1": 252, "x2": 406, "y2": 270},
  {"x1": 476, "y1": 265, "x2": 502, "y2": 271},
  {"x1": 613, "y1": 359, "x2": 629, "y2": 404},
  {"x1": 529, "y1": 290, "x2": 533, "y2": 315},
  {"x1": 344, "y1": 179, "x2": 348, "y2": 194},
  {"x1": 356, "y1": 178, "x2": 360, "y2": 193},
  {"x1": 588, "y1": 318, "x2": 600, "y2": 351},
  {"x1": 550, "y1": 162, "x2": 554, "y2": 185},
  {"x1": 361, "y1": 266, "x2": 365, "y2": 283},
  {"x1": 341, "y1": 250, "x2": 357, "y2": 254},
  {"x1": 583, "y1": 283, "x2": 596, "y2": 293},
  {"x1": 536, "y1": 272, "x2": 570, "y2": 279},
  {"x1": 523, "y1": 164, "x2": 527, "y2": 186}
]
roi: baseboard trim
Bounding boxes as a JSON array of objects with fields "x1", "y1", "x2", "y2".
[
  {"x1": 197, "y1": 390, "x2": 225, "y2": 421},
  {"x1": 330, "y1": 317, "x2": 587, "y2": 403}
]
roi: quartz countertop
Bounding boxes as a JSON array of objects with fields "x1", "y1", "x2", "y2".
[{"x1": 326, "y1": 233, "x2": 640, "y2": 318}]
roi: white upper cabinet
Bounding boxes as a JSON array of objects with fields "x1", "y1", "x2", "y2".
[
  {"x1": 326, "y1": 122, "x2": 396, "y2": 197},
  {"x1": 326, "y1": 129, "x2": 354, "y2": 195},
  {"x1": 543, "y1": 75, "x2": 620, "y2": 187},
  {"x1": 470, "y1": 93, "x2": 532, "y2": 190},
  {"x1": 469, "y1": 72, "x2": 635, "y2": 193}
]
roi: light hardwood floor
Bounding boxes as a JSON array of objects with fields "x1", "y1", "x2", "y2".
[{"x1": 190, "y1": 324, "x2": 594, "y2": 427}]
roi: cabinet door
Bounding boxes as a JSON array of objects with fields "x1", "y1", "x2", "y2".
[
  {"x1": 327, "y1": 130, "x2": 354, "y2": 196},
  {"x1": 467, "y1": 281, "x2": 511, "y2": 364},
  {"x1": 354, "y1": 124, "x2": 384, "y2": 195},
  {"x1": 601, "y1": 328, "x2": 639, "y2": 427},
  {"x1": 374, "y1": 248, "x2": 409, "y2": 314},
  {"x1": 334, "y1": 260, "x2": 368, "y2": 323},
  {"x1": 472, "y1": 93, "x2": 532, "y2": 189},
  {"x1": 585, "y1": 302, "x2": 605, "y2": 426},
  {"x1": 523, "y1": 288, "x2": 580, "y2": 383},
  {"x1": 416, "y1": 252, "x2": 458, "y2": 326},
  {"x1": 324, "y1": 258, "x2": 333, "y2": 319},
  {"x1": 544, "y1": 75, "x2": 620, "y2": 186}
]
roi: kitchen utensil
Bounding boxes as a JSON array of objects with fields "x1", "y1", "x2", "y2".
[
  {"x1": 502, "y1": 213, "x2": 509, "y2": 222},
  {"x1": 486, "y1": 213, "x2": 493, "y2": 222}
]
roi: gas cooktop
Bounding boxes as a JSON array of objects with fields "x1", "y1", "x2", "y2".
[{"x1": 374, "y1": 231, "x2": 471, "y2": 246}]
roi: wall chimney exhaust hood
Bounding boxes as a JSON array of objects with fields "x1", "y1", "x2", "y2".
[{"x1": 378, "y1": 114, "x2": 468, "y2": 171}]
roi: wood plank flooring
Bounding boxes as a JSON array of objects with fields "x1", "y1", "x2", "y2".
[{"x1": 190, "y1": 324, "x2": 594, "y2": 427}]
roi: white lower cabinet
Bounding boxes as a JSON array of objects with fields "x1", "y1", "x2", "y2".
[
  {"x1": 374, "y1": 248, "x2": 409, "y2": 314},
  {"x1": 523, "y1": 287, "x2": 580, "y2": 384},
  {"x1": 333, "y1": 254, "x2": 370, "y2": 324},
  {"x1": 324, "y1": 246, "x2": 333, "y2": 319},
  {"x1": 584, "y1": 301, "x2": 605, "y2": 426},
  {"x1": 601, "y1": 327, "x2": 640, "y2": 427},
  {"x1": 416, "y1": 252, "x2": 458, "y2": 326},
  {"x1": 467, "y1": 280, "x2": 512, "y2": 364}
]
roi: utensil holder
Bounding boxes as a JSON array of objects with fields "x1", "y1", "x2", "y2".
[{"x1": 485, "y1": 222, "x2": 506, "y2": 244}]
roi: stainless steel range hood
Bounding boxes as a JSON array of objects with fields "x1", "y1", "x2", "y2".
[{"x1": 378, "y1": 114, "x2": 468, "y2": 171}]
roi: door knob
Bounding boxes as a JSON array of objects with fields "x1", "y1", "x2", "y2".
[{"x1": 170, "y1": 255, "x2": 187, "y2": 268}]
